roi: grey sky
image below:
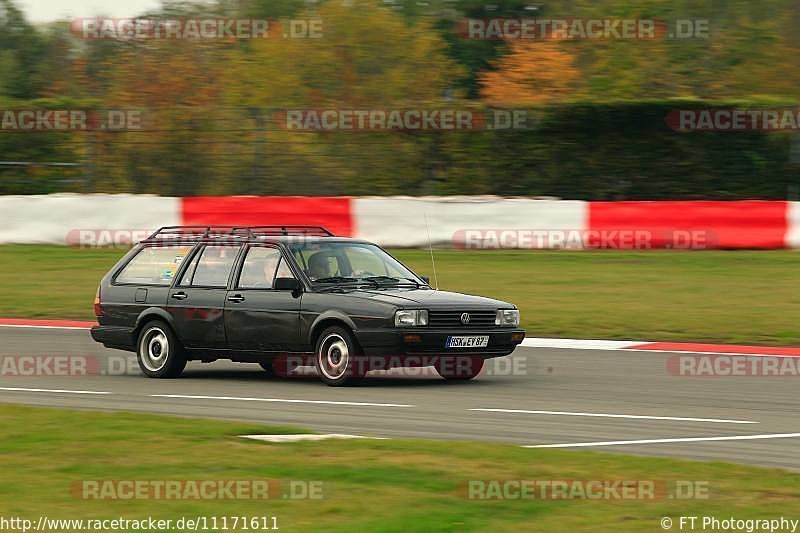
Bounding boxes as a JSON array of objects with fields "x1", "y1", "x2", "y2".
[{"x1": 14, "y1": 0, "x2": 164, "y2": 23}]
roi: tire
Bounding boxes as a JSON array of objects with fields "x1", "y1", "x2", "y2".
[
  {"x1": 136, "y1": 321, "x2": 186, "y2": 378},
  {"x1": 435, "y1": 355, "x2": 484, "y2": 381},
  {"x1": 314, "y1": 326, "x2": 365, "y2": 386}
]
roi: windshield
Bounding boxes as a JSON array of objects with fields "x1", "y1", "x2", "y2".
[{"x1": 290, "y1": 241, "x2": 423, "y2": 286}]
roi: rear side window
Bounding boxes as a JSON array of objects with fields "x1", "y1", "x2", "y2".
[
  {"x1": 115, "y1": 246, "x2": 193, "y2": 286},
  {"x1": 238, "y1": 247, "x2": 282, "y2": 289},
  {"x1": 190, "y1": 246, "x2": 241, "y2": 288}
]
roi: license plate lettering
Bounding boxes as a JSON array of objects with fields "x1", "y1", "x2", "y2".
[{"x1": 446, "y1": 336, "x2": 489, "y2": 348}]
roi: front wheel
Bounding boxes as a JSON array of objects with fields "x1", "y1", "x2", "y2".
[
  {"x1": 314, "y1": 327, "x2": 365, "y2": 386},
  {"x1": 435, "y1": 356, "x2": 484, "y2": 381},
  {"x1": 136, "y1": 321, "x2": 186, "y2": 378}
]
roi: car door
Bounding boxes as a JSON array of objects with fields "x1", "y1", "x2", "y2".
[
  {"x1": 167, "y1": 244, "x2": 242, "y2": 349},
  {"x1": 224, "y1": 244, "x2": 303, "y2": 352},
  {"x1": 109, "y1": 244, "x2": 195, "y2": 328}
]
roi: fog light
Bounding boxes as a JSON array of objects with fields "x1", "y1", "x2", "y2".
[
  {"x1": 511, "y1": 332, "x2": 525, "y2": 342},
  {"x1": 403, "y1": 334, "x2": 422, "y2": 343}
]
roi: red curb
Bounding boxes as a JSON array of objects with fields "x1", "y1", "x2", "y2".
[
  {"x1": 0, "y1": 320, "x2": 797, "y2": 358},
  {"x1": 0, "y1": 318, "x2": 97, "y2": 329},
  {"x1": 628, "y1": 342, "x2": 800, "y2": 357}
]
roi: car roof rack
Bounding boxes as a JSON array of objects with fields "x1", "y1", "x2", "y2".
[
  {"x1": 144, "y1": 225, "x2": 334, "y2": 242},
  {"x1": 245, "y1": 225, "x2": 335, "y2": 238}
]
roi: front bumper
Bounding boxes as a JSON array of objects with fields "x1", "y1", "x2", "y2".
[{"x1": 356, "y1": 328, "x2": 526, "y2": 357}]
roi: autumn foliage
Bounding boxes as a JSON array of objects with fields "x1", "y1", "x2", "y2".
[
  {"x1": 480, "y1": 42, "x2": 580, "y2": 106},
  {"x1": 0, "y1": 0, "x2": 798, "y2": 197}
]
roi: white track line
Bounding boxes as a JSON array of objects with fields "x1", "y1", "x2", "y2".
[
  {"x1": 468, "y1": 408, "x2": 756, "y2": 425},
  {"x1": 525, "y1": 433, "x2": 800, "y2": 448},
  {"x1": 241, "y1": 434, "x2": 388, "y2": 443},
  {"x1": 521, "y1": 338, "x2": 640, "y2": 350},
  {"x1": 0, "y1": 387, "x2": 110, "y2": 395},
  {"x1": 150, "y1": 394, "x2": 413, "y2": 408},
  {"x1": 520, "y1": 337, "x2": 800, "y2": 358}
]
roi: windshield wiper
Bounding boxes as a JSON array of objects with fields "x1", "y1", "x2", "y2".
[
  {"x1": 314, "y1": 276, "x2": 422, "y2": 292},
  {"x1": 314, "y1": 276, "x2": 380, "y2": 291},
  {"x1": 363, "y1": 275, "x2": 401, "y2": 283},
  {"x1": 363, "y1": 276, "x2": 422, "y2": 287},
  {"x1": 313, "y1": 276, "x2": 359, "y2": 284}
]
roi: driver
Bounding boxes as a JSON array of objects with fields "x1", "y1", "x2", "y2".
[{"x1": 307, "y1": 252, "x2": 334, "y2": 280}]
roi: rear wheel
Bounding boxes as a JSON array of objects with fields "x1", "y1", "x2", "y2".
[
  {"x1": 136, "y1": 321, "x2": 186, "y2": 378},
  {"x1": 314, "y1": 326, "x2": 365, "y2": 386},
  {"x1": 435, "y1": 355, "x2": 484, "y2": 381}
]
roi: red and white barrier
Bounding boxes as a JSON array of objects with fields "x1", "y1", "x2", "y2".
[
  {"x1": 788, "y1": 201, "x2": 800, "y2": 249},
  {"x1": 0, "y1": 194, "x2": 180, "y2": 245},
  {"x1": 182, "y1": 196, "x2": 354, "y2": 237},
  {"x1": 0, "y1": 195, "x2": 798, "y2": 249},
  {"x1": 588, "y1": 200, "x2": 789, "y2": 249},
  {"x1": 353, "y1": 196, "x2": 587, "y2": 247}
]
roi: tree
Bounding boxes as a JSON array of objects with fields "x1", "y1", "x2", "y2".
[
  {"x1": 0, "y1": 0, "x2": 49, "y2": 99},
  {"x1": 479, "y1": 41, "x2": 580, "y2": 106},
  {"x1": 222, "y1": 0, "x2": 464, "y2": 194}
]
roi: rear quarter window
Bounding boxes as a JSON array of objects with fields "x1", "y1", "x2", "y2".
[{"x1": 115, "y1": 246, "x2": 193, "y2": 286}]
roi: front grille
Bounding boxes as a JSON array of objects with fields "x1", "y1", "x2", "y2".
[{"x1": 427, "y1": 310, "x2": 496, "y2": 328}]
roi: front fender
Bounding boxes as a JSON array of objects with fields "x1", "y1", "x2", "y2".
[{"x1": 307, "y1": 310, "x2": 359, "y2": 345}]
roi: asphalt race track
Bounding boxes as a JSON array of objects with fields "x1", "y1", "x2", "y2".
[{"x1": 2, "y1": 327, "x2": 799, "y2": 471}]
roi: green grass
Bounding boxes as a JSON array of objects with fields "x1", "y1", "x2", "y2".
[
  {"x1": 0, "y1": 245, "x2": 797, "y2": 345},
  {"x1": 2, "y1": 404, "x2": 800, "y2": 532},
  {"x1": 0, "y1": 245, "x2": 123, "y2": 321}
]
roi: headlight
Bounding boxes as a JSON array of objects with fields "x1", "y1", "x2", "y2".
[
  {"x1": 395, "y1": 309, "x2": 429, "y2": 327},
  {"x1": 495, "y1": 309, "x2": 520, "y2": 327}
]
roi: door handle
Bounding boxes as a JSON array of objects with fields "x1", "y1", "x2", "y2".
[
  {"x1": 171, "y1": 292, "x2": 188, "y2": 300},
  {"x1": 227, "y1": 294, "x2": 245, "y2": 303}
]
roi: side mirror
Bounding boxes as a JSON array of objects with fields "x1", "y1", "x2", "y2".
[
  {"x1": 274, "y1": 277, "x2": 301, "y2": 291},
  {"x1": 421, "y1": 276, "x2": 430, "y2": 284}
]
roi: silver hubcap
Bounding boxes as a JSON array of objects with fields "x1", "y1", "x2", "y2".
[
  {"x1": 318, "y1": 334, "x2": 349, "y2": 380},
  {"x1": 140, "y1": 327, "x2": 169, "y2": 372}
]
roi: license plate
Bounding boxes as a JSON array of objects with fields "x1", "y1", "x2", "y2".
[{"x1": 446, "y1": 335, "x2": 489, "y2": 348}]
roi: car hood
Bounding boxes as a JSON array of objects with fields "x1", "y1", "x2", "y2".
[{"x1": 342, "y1": 288, "x2": 513, "y2": 309}]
